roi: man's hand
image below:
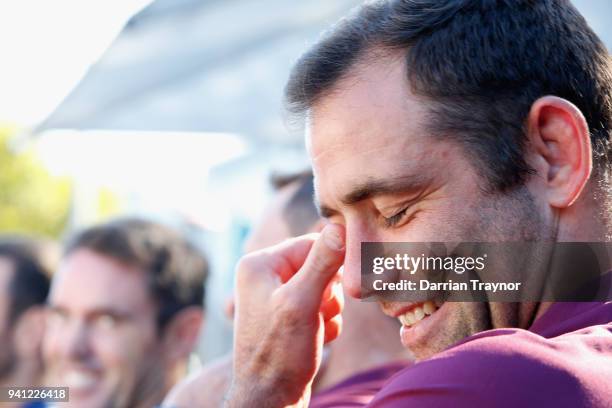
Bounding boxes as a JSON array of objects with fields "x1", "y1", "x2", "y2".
[{"x1": 226, "y1": 224, "x2": 345, "y2": 408}]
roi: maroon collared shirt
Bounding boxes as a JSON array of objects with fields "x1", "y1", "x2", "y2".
[
  {"x1": 311, "y1": 302, "x2": 612, "y2": 407},
  {"x1": 369, "y1": 302, "x2": 612, "y2": 407}
]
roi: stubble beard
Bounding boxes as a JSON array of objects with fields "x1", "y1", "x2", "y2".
[{"x1": 414, "y1": 184, "x2": 551, "y2": 359}]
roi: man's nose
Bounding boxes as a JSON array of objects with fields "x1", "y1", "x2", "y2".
[
  {"x1": 61, "y1": 320, "x2": 92, "y2": 360},
  {"x1": 342, "y1": 225, "x2": 369, "y2": 299}
]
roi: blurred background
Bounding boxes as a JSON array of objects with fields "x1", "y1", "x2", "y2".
[{"x1": 0, "y1": 0, "x2": 610, "y2": 364}]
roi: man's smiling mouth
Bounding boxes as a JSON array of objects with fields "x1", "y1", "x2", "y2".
[{"x1": 397, "y1": 300, "x2": 440, "y2": 327}]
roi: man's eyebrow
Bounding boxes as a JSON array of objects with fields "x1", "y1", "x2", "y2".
[
  {"x1": 87, "y1": 307, "x2": 130, "y2": 319},
  {"x1": 317, "y1": 202, "x2": 338, "y2": 219},
  {"x1": 341, "y1": 176, "x2": 427, "y2": 205},
  {"x1": 47, "y1": 304, "x2": 67, "y2": 314},
  {"x1": 314, "y1": 194, "x2": 336, "y2": 219},
  {"x1": 46, "y1": 304, "x2": 130, "y2": 320},
  {"x1": 316, "y1": 175, "x2": 428, "y2": 218}
]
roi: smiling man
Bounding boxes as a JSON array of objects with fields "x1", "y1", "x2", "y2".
[
  {"x1": 224, "y1": 1, "x2": 612, "y2": 407},
  {"x1": 43, "y1": 218, "x2": 208, "y2": 408}
]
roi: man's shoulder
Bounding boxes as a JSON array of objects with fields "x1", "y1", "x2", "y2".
[{"x1": 369, "y1": 323, "x2": 612, "y2": 407}]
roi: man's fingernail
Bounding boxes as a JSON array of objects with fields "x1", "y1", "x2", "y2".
[{"x1": 323, "y1": 225, "x2": 344, "y2": 251}]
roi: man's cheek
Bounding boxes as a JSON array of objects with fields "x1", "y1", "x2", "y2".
[
  {"x1": 97, "y1": 326, "x2": 157, "y2": 372},
  {"x1": 92, "y1": 332, "x2": 135, "y2": 384},
  {"x1": 42, "y1": 333, "x2": 63, "y2": 372},
  {"x1": 91, "y1": 338, "x2": 135, "y2": 406},
  {"x1": 386, "y1": 218, "x2": 442, "y2": 242},
  {"x1": 95, "y1": 330, "x2": 137, "y2": 365}
]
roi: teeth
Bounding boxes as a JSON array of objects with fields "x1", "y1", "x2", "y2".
[
  {"x1": 398, "y1": 301, "x2": 440, "y2": 327},
  {"x1": 423, "y1": 301, "x2": 435, "y2": 315},
  {"x1": 64, "y1": 371, "x2": 97, "y2": 389},
  {"x1": 406, "y1": 311, "x2": 415, "y2": 325}
]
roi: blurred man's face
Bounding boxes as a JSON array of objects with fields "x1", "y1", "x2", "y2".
[
  {"x1": 225, "y1": 182, "x2": 303, "y2": 319},
  {"x1": 0, "y1": 257, "x2": 16, "y2": 379},
  {"x1": 244, "y1": 181, "x2": 301, "y2": 253},
  {"x1": 308, "y1": 55, "x2": 553, "y2": 360},
  {"x1": 44, "y1": 249, "x2": 165, "y2": 408}
]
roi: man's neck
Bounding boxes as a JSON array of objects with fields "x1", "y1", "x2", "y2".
[
  {"x1": 528, "y1": 194, "x2": 610, "y2": 323},
  {"x1": 132, "y1": 361, "x2": 186, "y2": 408},
  {"x1": 555, "y1": 185, "x2": 611, "y2": 242}
]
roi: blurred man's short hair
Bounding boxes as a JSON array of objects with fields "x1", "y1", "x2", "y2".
[
  {"x1": 270, "y1": 170, "x2": 318, "y2": 236},
  {"x1": 64, "y1": 217, "x2": 208, "y2": 330},
  {"x1": 0, "y1": 237, "x2": 52, "y2": 325}
]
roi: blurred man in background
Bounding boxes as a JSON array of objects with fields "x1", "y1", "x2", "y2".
[
  {"x1": 0, "y1": 238, "x2": 53, "y2": 407},
  {"x1": 164, "y1": 171, "x2": 408, "y2": 407},
  {"x1": 44, "y1": 218, "x2": 208, "y2": 408}
]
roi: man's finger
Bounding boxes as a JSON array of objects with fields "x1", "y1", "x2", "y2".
[
  {"x1": 291, "y1": 224, "x2": 345, "y2": 301},
  {"x1": 324, "y1": 314, "x2": 342, "y2": 344},
  {"x1": 320, "y1": 282, "x2": 344, "y2": 321},
  {"x1": 235, "y1": 235, "x2": 316, "y2": 291},
  {"x1": 322, "y1": 269, "x2": 343, "y2": 301},
  {"x1": 251, "y1": 234, "x2": 318, "y2": 283}
]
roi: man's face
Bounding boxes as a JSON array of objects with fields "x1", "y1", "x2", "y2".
[
  {"x1": 0, "y1": 257, "x2": 16, "y2": 379},
  {"x1": 309, "y1": 55, "x2": 553, "y2": 359},
  {"x1": 44, "y1": 249, "x2": 165, "y2": 408},
  {"x1": 244, "y1": 181, "x2": 301, "y2": 253}
]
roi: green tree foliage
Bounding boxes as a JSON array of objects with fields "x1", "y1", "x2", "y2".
[{"x1": 0, "y1": 128, "x2": 71, "y2": 238}]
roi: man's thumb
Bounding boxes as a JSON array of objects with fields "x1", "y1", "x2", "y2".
[{"x1": 292, "y1": 223, "x2": 345, "y2": 296}]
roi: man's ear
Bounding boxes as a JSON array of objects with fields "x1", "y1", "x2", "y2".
[
  {"x1": 527, "y1": 95, "x2": 592, "y2": 208},
  {"x1": 13, "y1": 306, "x2": 46, "y2": 359},
  {"x1": 162, "y1": 307, "x2": 204, "y2": 363}
]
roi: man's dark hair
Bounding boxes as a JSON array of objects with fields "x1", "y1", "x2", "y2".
[
  {"x1": 65, "y1": 217, "x2": 208, "y2": 331},
  {"x1": 0, "y1": 238, "x2": 52, "y2": 325},
  {"x1": 271, "y1": 170, "x2": 319, "y2": 236},
  {"x1": 285, "y1": 0, "x2": 612, "y2": 191}
]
